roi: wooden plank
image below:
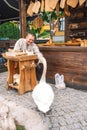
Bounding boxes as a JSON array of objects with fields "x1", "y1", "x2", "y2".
[{"x1": 2, "y1": 53, "x2": 38, "y2": 61}]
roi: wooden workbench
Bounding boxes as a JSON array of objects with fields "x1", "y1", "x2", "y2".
[{"x1": 2, "y1": 53, "x2": 38, "y2": 95}]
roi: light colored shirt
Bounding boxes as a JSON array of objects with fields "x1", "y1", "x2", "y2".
[{"x1": 14, "y1": 38, "x2": 43, "y2": 58}]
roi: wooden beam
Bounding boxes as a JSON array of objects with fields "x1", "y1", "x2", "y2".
[{"x1": 19, "y1": 0, "x2": 26, "y2": 38}]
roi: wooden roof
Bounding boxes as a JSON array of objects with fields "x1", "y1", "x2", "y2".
[
  {"x1": 0, "y1": 0, "x2": 86, "y2": 23},
  {"x1": 0, "y1": 0, "x2": 38, "y2": 23},
  {"x1": 0, "y1": 0, "x2": 19, "y2": 22}
]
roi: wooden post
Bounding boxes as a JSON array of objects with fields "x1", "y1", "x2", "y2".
[{"x1": 19, "y1": 0, "x2": 26, "y2": 38}]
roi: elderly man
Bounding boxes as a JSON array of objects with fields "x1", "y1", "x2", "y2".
[
  {"x1": 14, "y1": 33, "x2": 43, "y2": 80},
  {"x1": 14, "y1": 33, "x2": 43, "y2": 58}
]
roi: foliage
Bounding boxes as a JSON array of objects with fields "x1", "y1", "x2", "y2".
[
  {"x1": 28, "y1": 11, "x2": 64, "y2": 39},
  {"x1": 38, "y1": 30, "x2": 50, "y2": 38},
  {"x1": 29, "y1": 26, "x2": 41, "y2": 38},
  {"x1": 16, "y1": 125, "x2": 25, "y2": 130},
  {"x1": 0, "y1": 21, "x2": 20, "y2": 39},
  {"x1": 29, "y1": 25, "x2": 50, "y2": 39},
  {"x1": 58, "y1": 11, "x2": 64, "y2": 18},
  {"x1": 41, "y1": 11, "x2": 57, "y2": 23}
]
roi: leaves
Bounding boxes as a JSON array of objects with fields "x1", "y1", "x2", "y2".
[
  {"x1": 0, "y1": 21, "x2": 20, "y2": 39},
  {"x1": 16, "y1": 125, "x2": 25, "y2": 130},
  {"x1": 41, "y1": 11, "x2": 58, "y2": 22}
]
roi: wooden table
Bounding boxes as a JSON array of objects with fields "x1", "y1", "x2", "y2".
[{"x1": 2, "y1": 53, "x2": 38, "y2": 95}]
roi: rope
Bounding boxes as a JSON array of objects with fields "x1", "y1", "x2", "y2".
[
  {"x1": 3, "y1": 0, "x2": 19, "y2": 12},
  {"x1": 0, "y1": 17, "x2": 19, "y2": 22}
]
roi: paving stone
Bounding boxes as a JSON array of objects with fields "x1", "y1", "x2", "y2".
[{"x1": 1, "y1": 71, "x2": 87, "y2": 129}]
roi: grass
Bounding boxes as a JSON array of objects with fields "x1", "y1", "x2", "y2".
[{"x1": 16, "y1": 125, "x2": 25, "y2": 130}]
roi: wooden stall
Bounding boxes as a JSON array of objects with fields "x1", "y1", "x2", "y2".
[
  {"x1": 39, "y1": 46, "x2": 87, "y2": 89},
  {"x1": 37, "y1": 2, "x2": 87, "y2": 89}
]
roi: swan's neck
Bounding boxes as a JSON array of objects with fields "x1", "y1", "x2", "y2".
[{"x1": 39, "y1": 58, "x2": 47, "y2": 83}]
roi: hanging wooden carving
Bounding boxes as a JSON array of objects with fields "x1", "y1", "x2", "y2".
[
  {"x1": 67, "y1": 0, "x2": 78, "y2": 8},
  {"x1": 79, "y1": 0, "x2": 86, "y2": 6},
  {"x1": 33, "y1": 16, "x2": 44, "y2": 29},
  {"x1": 49, "y1": 0, "x2": 59, "y2": 10},
  {"x1": 32, "y1": 0, "x2": 41, "y2": 14},
  {"x1": 60, "y1": 0, "x2": 66, "y2": 9},
  {"x1": 27, "y1": 1, "x2": 34, "y2": 16},
  {"x1": 45, "y1": 0, "x2": 53, "y2": 12},
  {"x1": 41, "y1": 0, "x2": 45, "y2": 12}
]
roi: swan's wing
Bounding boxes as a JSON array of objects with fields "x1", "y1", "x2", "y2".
[{"x1": 32, "y1": 82, "x2": 54, "y2": 108}]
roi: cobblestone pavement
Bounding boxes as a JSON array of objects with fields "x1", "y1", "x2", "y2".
[{"x1": 1, "y1": 71, "x2": 87, "y2": 130}]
